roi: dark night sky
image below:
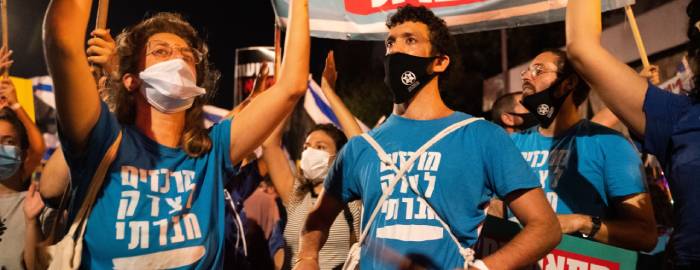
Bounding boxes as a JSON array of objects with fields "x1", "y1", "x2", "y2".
[
  {"x1": 10, "y1": 0, "x2": 284, "y2": 109},
  {"x1": 7, "y1": 0, "x2": 671, "y2": 112}
]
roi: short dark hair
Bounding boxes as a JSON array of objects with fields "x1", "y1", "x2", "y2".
[
  {"x1": 0, "y1": 108, "x2": 28, "y2": 151},
  {"x1": 542, "y1": 48, "x2": 590, "y2": 107},
  {"x1": 306, "y1": 124, "x2": 347, "y2": 152},
  {"x1": 386, "y1": 5, "x2": 457, "y2": 90},
  {"x1": 491, "y1": 91, "x2": 523, "y2": 127}
]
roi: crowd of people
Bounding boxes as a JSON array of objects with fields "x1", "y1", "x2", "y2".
[{"x1": 0, "y1": 0, "x2": 698, "y2": 269}]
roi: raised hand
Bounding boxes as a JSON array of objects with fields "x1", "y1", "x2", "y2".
[
  {"x1": 322, "y1": 51, "x2": 337, "y2": 90},
  {"x1": 23, "y1": 181, "x2": 46, "y2": 223},
  {"x1": 86, "y1": 29, "x2": 117, "y2": 76},
  {"x1": 0, "y1": 46, "x2": 14, "y2": 77}
]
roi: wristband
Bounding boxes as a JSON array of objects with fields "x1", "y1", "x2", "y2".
[{"x1": 582, "y1": 216, "x2": 601, "y2": 239}]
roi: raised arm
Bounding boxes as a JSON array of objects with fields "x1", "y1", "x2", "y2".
[
  {"x1": 0, "y1": 77, "x2": 45, "y2": 180},
  {"x1": 229, "y1": 0, "x2": 309, "y2": 164},
  {"x1": 23, "y1": 182, "x2": 46, "y2": 270},
  {"x1": 43, "y1": 0, "x2": 101, "y2": 152},
  {"x1": 320, "y1": 51, "x2": 363, "y2": 138},
  {"x1": 481, "y1": 188, "x2": 562, "y2": 270},
  {"x1": 39, "y1": 148, "x2": 70, "y2": 200},
  {"x1": 261, "y1": 117, "x2": 295, "y2": 205},
  {"x1": 566, "y1": 0, "x2": 648, "y2": 136},
  {"x1": 294, "y1": 190, "x2": 345, "y2": 270}
]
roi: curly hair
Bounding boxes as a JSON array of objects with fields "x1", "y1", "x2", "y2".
[
  {"x1": 386, "y1": 5, "x2": 458, "y2": 91},
  {"x1": 110, "y1": 12, "x2": 220, "y2": 157}
]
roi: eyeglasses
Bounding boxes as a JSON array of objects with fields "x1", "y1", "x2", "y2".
[
  {"x1": 520, "y1": 64, "x2": 558, "y2": 78},
  {"x1": 146, "y1": 40, "x2": 203, "y2": 65}
]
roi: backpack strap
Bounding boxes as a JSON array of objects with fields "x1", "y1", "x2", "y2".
[{"x1": 358, "y1": 118, "x2": 483, "y2": 268}]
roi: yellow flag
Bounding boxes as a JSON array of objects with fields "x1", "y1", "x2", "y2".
[{"x1": 9, "y1": 76, "x2": 36, "y2": 122}]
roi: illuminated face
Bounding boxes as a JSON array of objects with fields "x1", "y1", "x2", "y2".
[
  {"x1": 385, "y1": 21, "x2": 433, "y2": 58},
  {"x1": 143, "y1": 32, "x2": 200, "y2": 78},
  {"x1": 521, "y1": 52, "x2": 560, "y2": 98}
]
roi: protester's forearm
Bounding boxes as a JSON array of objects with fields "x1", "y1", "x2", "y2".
[
  {"x1": 14, "y1": 106, "x2": 45, "y2": 179},
  {"x1": 592, "y1": 217, "x2": 657, "y2": 252},
  {"x1": 298, "y1": 208, "x2": 333, "y2": 260},
  {"x1": 565, "y1": 0, "x2": 602, "y2": 48},
  {"x1": 44, "y1": 0, "x2": 93, "y2": 55},
  {"x1": 23, "y1": 219, "x2": 44, "y2": 270},
  {"x1": 277, "y1": 0, "x2": 310, "y2": 93},
  {"x1": 482, "y1": 218, "x2": 561, "y2": 269},
  {"x1": 320, "y1": 83, "x2": 362, "y2": 138}
]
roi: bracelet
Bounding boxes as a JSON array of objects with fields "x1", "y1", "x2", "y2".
[
  {"x1": 9, "y1": 103, "x2": 20, "y2": 111},
  {"x1": 295, "y1": 255, "x2": 318, "y2": 264},
  {"x1": 472, "y1": 259, "x2": 489, "y2": 270}
]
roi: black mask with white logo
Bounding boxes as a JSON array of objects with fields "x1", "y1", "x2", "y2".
[
  {"x1": 520, "y1": 78, "x2": 570, "y2": 128},
  {"x1": 384, "y1": 53, "x2": 438, "y2": 104}
]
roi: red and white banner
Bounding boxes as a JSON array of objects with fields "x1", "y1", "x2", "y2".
[{"x1": 272, "y1": 0, "x2": 635, "y2": 40}]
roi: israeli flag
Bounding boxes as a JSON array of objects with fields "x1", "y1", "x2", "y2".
[{"x1": 304, "y1": 77, "x2": 369, "y2": 132}]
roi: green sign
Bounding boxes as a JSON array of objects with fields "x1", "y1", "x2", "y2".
[{"x1": 476, "y1": 216, "x2": 638, "y2": 270}]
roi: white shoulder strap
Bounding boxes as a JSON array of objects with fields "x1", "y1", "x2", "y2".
[{"x1": 358, "y1": 118, "x2": 483, "y2": 268}]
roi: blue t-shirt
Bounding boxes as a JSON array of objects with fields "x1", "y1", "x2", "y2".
[
  {"x1": 510, "y1": 120, "x2": 645, "y2": 217},
  {"x1": 642, "y1": 84, "x2": 700, "y2": 264},
  {"x1": 60, "y1": 102, "x2": 236, "y2": 269},
  {"x1": 324, "y1": 112, "x2": 539, "y2": 270}
]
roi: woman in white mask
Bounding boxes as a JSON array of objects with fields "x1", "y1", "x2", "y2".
[
  {"x1": 42, "y1": 0, "x2": 310, "y2": 268},
  {"x1": 262, "y1": 123, "x2": 361, "y2": 270}
]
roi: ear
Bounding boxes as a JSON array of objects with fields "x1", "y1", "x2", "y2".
[
  {"x1": 501, "y1": 113, "x2": 515, "y2": 126},
  {"x1": 122, "y1": 73, "x2": 140, "y2": 92},
  {"x1": 556, "y1": 74, "x2": 578, "y2": 98},
  {"x1": 432, "y1": 54, "x2": 450, "y2": 73}
]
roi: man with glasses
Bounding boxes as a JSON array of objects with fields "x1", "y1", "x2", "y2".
[{"x1": 508, "y1": 49, "x2": 658, "y2": 251}]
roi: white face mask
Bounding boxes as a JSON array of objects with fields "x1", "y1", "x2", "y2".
[
  {"x1": 139, "y1": 58, "x2": 206, "y2": 113},
  {"x1": 300, "y1": 148, "x2": 331, "y2": 183}
]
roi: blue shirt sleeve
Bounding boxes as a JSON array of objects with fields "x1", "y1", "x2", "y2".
[
  {"x1": 643, "y1": 83, "x2": 692, "y2": 163},
  {"x1": 323, "y1": 137, "x2": 362, "y2": 203},
  {"x1": 59, "y1": 102, "x2": 120, "y2": 190},
  {"x1": 209, "y1": 118, "x2": 237, "y2": 181},
  {"x1": 478, "y1": 122, "x2": 541, "y2": 199},
  {"x1": 599, "y1": 133, "x2": 646, "y2": 198}
]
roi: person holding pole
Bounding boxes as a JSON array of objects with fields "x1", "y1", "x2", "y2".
[
  {"x1": 567, "y1": 0, "x2": 700, "y2": 268},
  {"x1": 295, "y1": 5, "x2": 560, "y2": 270},
  {"x1": 42, "y1": 0, "x2": 309, "y2": 267}
]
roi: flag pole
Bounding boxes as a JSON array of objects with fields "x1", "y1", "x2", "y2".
[
  {"x1": 95, "y1": 0, "x2": 110, "y2": 29},
  {"x1": 624, "y1": 6, "x2": 650, "y2": 68},
  {"x1": 274, "y1": 22, "x2": 282, "y2": 82},
  {"x1": 1, "y1": 0, "x2": 9, "y2": 78}
]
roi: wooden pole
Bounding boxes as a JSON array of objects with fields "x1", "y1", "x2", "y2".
[
  {"x1": 624, "y1": 6, "x2": 650, "y2": 68},
  {"x1": 95, "y1": 0, "x2": 110, "y2": 29},
  {"x1": 1, "y1": 0, "x2": 8, "y2": 77},
  {"x1": 274, "y1": 23, "x2": 282, "y2": 82}
]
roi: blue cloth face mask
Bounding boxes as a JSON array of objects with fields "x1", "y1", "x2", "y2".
[
  {"x1": 139, "y1": 58, "x2": 207, "y2": 113},
  {"x1": 0, "y1": 144, "x2": 21, "y2": 181}
]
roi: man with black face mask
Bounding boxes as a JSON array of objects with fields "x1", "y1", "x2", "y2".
[
  {"x1": 510, "y1": 49, "x2": 657, "y2": 252},
  {"x1": 295, "y1": 5, "x2": 561, "y2": 270},
  {"x1": 491, "y1": 91, "x2": 538, "y2": 134}
]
